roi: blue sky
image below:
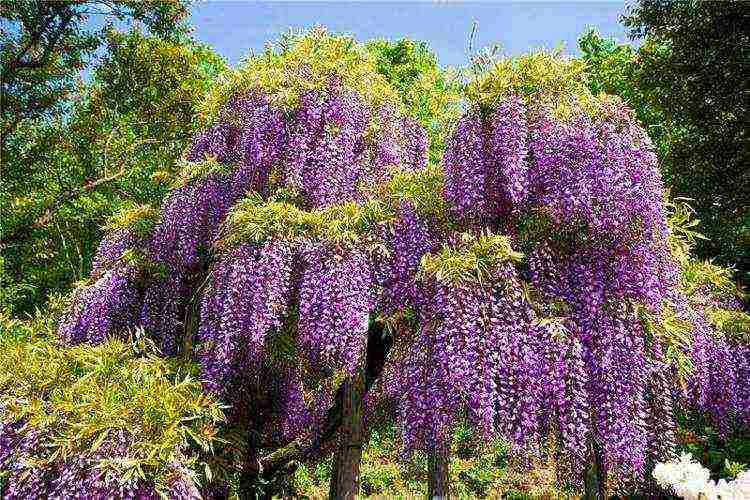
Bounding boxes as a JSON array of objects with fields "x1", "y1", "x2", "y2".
[{"x1": 187, "y1": 1, "x2": 637, "y2": 68}]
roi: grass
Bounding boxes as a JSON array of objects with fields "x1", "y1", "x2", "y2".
[{"x1": 290, "y1": 422, "x2": 570, "y2": 499}]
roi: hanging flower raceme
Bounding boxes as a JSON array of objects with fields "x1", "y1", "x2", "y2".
[
  {"x1": 194, "y1": 240, "x2": 295, "y2": 422},
  {"x1": 428, "y1": 55, "x2": 749, "y2": 494},
  {"x1": 443, "y1": 96, "x2": 529, "y2": 224},
  {"x1": 436, "y1": 92, "x2": 672, "y2": 489},
  {"x1": 56, "y1": 92, "x2": 288, "y2": 355}
]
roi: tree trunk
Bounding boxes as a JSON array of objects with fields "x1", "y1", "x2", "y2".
[
  {"x1": 584, "y1": 436, "x2": 606, "y2": 500},
  {"x1": 328, "y1": 367, "x2": 365, "y2": 500},
  {"x1": 246, "y1": 320, "x2": 390, "y2": 491},
  {"x1": 428, "y1": 451, "x2": 450, "y2": 500}
]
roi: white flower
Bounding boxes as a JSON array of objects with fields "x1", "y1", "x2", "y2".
[{"x1": 652, "y1": 454, "x2": 750, "y2": 500}]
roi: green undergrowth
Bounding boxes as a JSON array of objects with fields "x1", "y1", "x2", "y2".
[{"x1": 290, "y1": 423, "x2": 569, "y2": 499}]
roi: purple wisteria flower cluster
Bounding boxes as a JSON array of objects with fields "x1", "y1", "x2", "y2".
[
  {"x1": 384, "y1": 94, "x2": 746, "y2": 493},
  {"x1": 50, "y1": 56, "x2": 427, "y2": 475},
  {"x1": 57, "y1": 80, "x2": 425, "y2": 355}
]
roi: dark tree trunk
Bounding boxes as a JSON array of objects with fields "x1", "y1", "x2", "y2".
[
  {"x1": 428, "y1": 451, "x2": 450, "y2": 499},
  {"x1": 237, "y1": 320, "x2": 390, "y2": 496},
  {"x1": 328, "y1": 366, "x2": 365, "y2": 499},
  {"x1": 584, "y1": 436, "x2": 606, "y2": 500},
  {"x1": 328, "y1": 318, "x2": 389, "y2": 499}
]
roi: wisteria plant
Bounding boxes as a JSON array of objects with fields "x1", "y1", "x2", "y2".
[{"x1": 3, "y1": 29, "x2": 748, "y2": 499}]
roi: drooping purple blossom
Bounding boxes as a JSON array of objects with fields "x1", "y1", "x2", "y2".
[
  {"x1": 58, "y1": 264, "x2": 142, "y2": 346},
  {"x1": 195, "y1": 240, "x2": 295, "y2": 421},
  {"x1": 297, "y1": 244, "x2": 376, "y2": 377},
  {"x1": 377, "y1": 201, "x2": 439, "y2": 315}
]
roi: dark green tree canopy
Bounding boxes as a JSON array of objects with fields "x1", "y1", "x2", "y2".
[
  {"x1": 1, "y1": 28, "x2": 226, "y2": 314},
  {"x1": 622, "y1": 0, "x2": 750, "y2": 277}
]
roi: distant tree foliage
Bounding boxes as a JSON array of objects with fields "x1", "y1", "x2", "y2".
[
  {"x1": 621, "y1": 0, "x2": 750, "y2": 279},
  {"x1": 0, "y1": 0, "x2": 188, "y2": 143},
  {"x1": 578, "y1": 29, "x2": 668, "y2": 158},
  {"x1": 366, "y1": 38, "x2": 461, "y2": 163}
]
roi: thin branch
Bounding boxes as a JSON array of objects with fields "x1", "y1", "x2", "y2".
[
  {"x1": 2, "y1": 7, "x2": 74, "y2": 80},
  {"x1": 1, "y1": 5, "x2": 55, "y2": 81},
  {"x1": 0, "y1": 137, "x2": 158, "y2": 247}
]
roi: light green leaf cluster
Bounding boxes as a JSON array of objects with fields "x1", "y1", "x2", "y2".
[
  {"x1": 634, "y1": 198, "x2": 748, "y2": 384},
  {"x1": 667, "y1": 197, "x2": 745, "y2": 303},
  {"x1": 218, "y1": 165, "x2": 448, "y2": 249},
  {"x1": 218, "y1": 195, "x2": 379, "y2": 249},
  {"x1": 376, "y1": 163, "x2": 448, "y2": 220},
  {"x1": 119, "y1": 248, "x2": 169, "y2": 280},
  {"x1": 172, "y1": 157, "x2": 235, "y2": 188},
  {"x1": 681, "y1": 259, "x2": 741, "y2": 302},
  {"x1": 705, "y1": 308, "x2": 750, "y2": 343},
  {"x1": 464, "y1": 49, "x2": 631, "y2": 122},
  {"x1": 105, "y1": 203, "x2": 158, "y2": 237},
  {"x1": 198, "y1": 27, "x2": 401, "y2": 122},
  {"x1": 419, "y1": 232, "x2": 523, "y2": 284},
  {"x1": 467, "y1": 51, "x2": 586, "y2": 109},
  {"x1": 637, "y1": 303, "x2": 695, "y2": 385},
  {"x1": 0, "y1": 314, "x2": 226, "y2": 490}
]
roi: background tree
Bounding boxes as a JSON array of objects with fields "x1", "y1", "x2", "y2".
[
  {"x1": 577, "y1": 29, "x2": 667, "y2": 158},
  {"x1": 366, "y1": 38, "x2": 461, "y2": 163},
  {"x1": 0, "y1": 0, "x2": 188, "y2": 144},
  {"x1": 621, "y1": 0, "x2": 750, "y2": 282},
  {"x1": 1, "y1": 29, "x2": 226, "y2": 314}
]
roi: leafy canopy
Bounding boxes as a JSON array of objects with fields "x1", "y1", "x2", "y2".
[{"x1": 199, "y1": 27, "x2": 401, "y2": 121}]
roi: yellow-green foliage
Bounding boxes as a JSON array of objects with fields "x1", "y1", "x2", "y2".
[
  {"x1": 105, "y1": 202, "x2": 157, "y2": 236},
  {"x1": 638, "y1": 197, "x2": 749, "y2": 384},
  {"x1": 466, "y1": 51, "x2": 590, "y2": 111},
  {"x1": 372, "y1": 163, "x2": 448, "y2": 221},
  {"x1": 198, "y1": 27, "x2": 401, "y2": 122},
  {"x1": 218, "y1": 165, "x2": 448, "y2": 249},
  {"x1": 638, "y1": 303, "x2": 694, "y2": 385},
  {"x1": 173, "y1": 157, "x2": 234, "y2": 188},
  {"x1": 464, "y1": 49, "x2": 632, "y2": 124},
  {"x1": 666, "y1": 197, "x2": 745, "y2": 303},
  {"x1": 0, "y1": 308, "x2": 225, "y2": 488},
  {"x1": 218, "y1": 195, "x2": 379, "y2": 249},
  {"x1": 706, "y1": 308, "x2": 750, "y2": 343},
  {"x1": 420, "y1": 232, "x2": 523, "y2": 284},
  {"x1": 666, "y1": 197, "x2": 706, "y2": 261},
  {"x1": 681, "y1": 259, "x2": 741, "y2": 300}
]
